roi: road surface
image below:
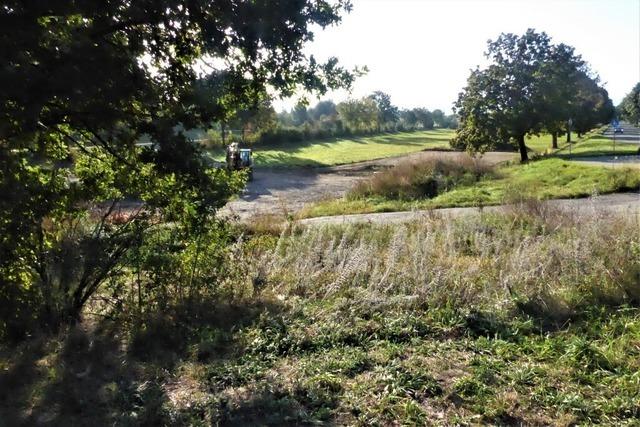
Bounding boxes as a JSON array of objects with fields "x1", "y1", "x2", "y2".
[
  {"x1": 602, "y1": 121, "x2": 640, "y2": 144},
  {"x1": 298, "y1": 193, "x2": 640, "y2": 226}
]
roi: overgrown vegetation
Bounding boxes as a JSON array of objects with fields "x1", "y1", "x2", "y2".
[
  {"x1": 2, "y1": 207, "x2": 640, "y2": 425},
  {"x1": 349, "y1": 155, "x2": 496, "y2": 200},
  {"x1": 300, "y1": 156, "x2": 640, "y2": 218},
  {"x1": 0, "y1": 1, "x2": 355, "y2": 340}
]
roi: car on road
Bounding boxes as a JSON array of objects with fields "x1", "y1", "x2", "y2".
[{"x1": 614, "y1": 127, "x2": 624, "y2": 134}]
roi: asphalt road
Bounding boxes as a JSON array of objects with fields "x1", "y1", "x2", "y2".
[
  {"x1": 298, "y1": 193, "x2": 640, "y2": 226},
  {"x1": 602, "y1": 121, "x2": 640, "y2": 144}
]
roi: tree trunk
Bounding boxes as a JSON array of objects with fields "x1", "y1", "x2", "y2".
[
  {"x1": 221, "y1": 123, "x2": 226, "y2": 145},
  {"x1": 566, "y1": 131, "x2": 571, "y2": 143},
  {"x1": 551, "y1": 133, "x2": 558, "y2": 149},
  {"x1": 517, "y1": 134, "x2": 528, "y2": 162}
]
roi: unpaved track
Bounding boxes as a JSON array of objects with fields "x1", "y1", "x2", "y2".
[
  {"x1": 299, "y1": 193, "x2": 640, "y2": 226},
  {"x1": 222, "y1": 151, "x2": 516, "y2": 220}
]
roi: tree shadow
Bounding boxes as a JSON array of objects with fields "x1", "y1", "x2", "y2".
[
  {"x1": 20, "y1": 323, "x2": 153, "y2": 427},
  {"x1": 0, "y1": 336, "x2": 48, "y2": 426},
  {"x1": 213, "y1": 388, "x2": 312, "y2": 426},
  {"x1": 0, "y1": 299, "x2": 287, "y2": 426}
]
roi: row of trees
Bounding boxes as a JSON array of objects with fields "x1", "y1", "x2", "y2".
[
  {"x1": 453, "y1": 30, "x2": 615, "y2": 162},
  {"x1": 618, "y1": 83, "x2": 640, "y2": 125},
  {"x1": 282, "y1": 93, "x2": 458, "y2": 133},
  {"x1": 216, "y1": 92, "x2": 458, "y2": 146}
]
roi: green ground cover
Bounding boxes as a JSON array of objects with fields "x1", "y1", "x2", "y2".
[{"x1": 299, "y1": 158, "x2": 640, "y2": 218}]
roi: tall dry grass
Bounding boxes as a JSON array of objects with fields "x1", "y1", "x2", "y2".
[
  {"x1": 349, "y1": 154, "x2": 496, "y2": 200},
  {"x1": 240, "y1": 202, "x2": 640, "y2": 326}
]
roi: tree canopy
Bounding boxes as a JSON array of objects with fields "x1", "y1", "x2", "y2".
[
  {"x1": 619, "y1": 82, "x2": 640, "y2": 125},
  {"x1": 452, "y1": 29, "x2": 613, "y2": 161},
  {"x1": 0, "y1": 0, "x2": 356, "y2": 336}
]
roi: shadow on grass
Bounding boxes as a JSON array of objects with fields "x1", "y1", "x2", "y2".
[{"x1": 0, "y1": 299, "x2": 286, "y2": 426}]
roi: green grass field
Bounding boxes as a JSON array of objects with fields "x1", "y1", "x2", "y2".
[
  {"x1": 299, "y1": 158, "x2": 640, "y2": 218},
  {"x1": 210, "y1": 130, "x2": 455, "y2": 167},
  {"x1": 210, "y1": 126, "x2": 637, "y2": 169}
]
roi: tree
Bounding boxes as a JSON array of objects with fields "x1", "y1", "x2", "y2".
[
  {"x1": 413, "y1": 108, "x2": 434, "y2": 130},
  {"x1": 432, "y1": 109, "x2": 446, "y2": 128},
  {"x1": 292, "y1": 102, "x2": 310, "y2": 126},
  {"x1": 619, "y1": 82, "x2": 640, "y2": 125},
  {"x1": 538, "y1": 43, "x2": 588, "y2": 148},
  {"x1": 0, "y1": 1, "x2": 355, "y2": 336},
  {"x1": 570, "y1": 73, "x2": 615, "y2": 137},
  {"x1": 369, "y1": 91, "x2": 399, "y2": 131},
  {"x1": 309, "y1": 100, "x2": 338, "y2": 121},
  {"x1": 337, "y1": 98, "x2": 379, "y2": 132},
  {"x1": 400, "y1": 109, "x2": 419, "y2": 129},
  {"x1": 452, "y1": 29, "x2": 607, "y2": 162},
  {"x1": 229, "y1": 100, "x2": 278, "y2": 141}
]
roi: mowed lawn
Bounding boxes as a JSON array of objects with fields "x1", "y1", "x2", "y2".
[
  {"x1": 210, "y1": 129, "x2": 455, "y2": 167},
  {"x1": 209, "y1": 128, "x2": 635, "y2": 168}
]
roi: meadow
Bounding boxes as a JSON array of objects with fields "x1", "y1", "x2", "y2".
[{"x1": 3, "y1": 206, "x2": 639, "y2": 425}]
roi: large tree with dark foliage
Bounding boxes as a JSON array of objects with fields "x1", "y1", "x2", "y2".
[
  {"x1": 452, "y1": 29, "x2": 612, "y2": 161},
  {"x1": 619, "y1": 82, "x2": 640, "y2": 125},
  {"x1": 0, "y1": 1, "x2": 355, "y2": 338}
]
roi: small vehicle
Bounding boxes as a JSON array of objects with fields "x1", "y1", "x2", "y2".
[
  {"x1": 226, "y1": 143, "x2": 254, "y2": 180},
  {"x1": 614, "y1": 127, "x2": 624, "y2": 134}
]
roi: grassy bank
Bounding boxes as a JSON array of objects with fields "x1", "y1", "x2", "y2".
[
  {"x1": 2, "y1": 208, "x2": 640, "y2": 425},
  {"x1": 299, "y1": 158, "x2": 640, "y2": 218},
  {"x1": 209, "y1": 129, "x2": 455, "y2": 167}
]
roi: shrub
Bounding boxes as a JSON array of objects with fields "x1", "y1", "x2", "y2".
[{"x1": 349, "y1": 154, "x2": 496, "y2": 200}]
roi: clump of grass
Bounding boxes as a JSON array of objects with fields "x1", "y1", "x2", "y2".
[{"x1": 349, "y1": 154, "x2": 496, "y2": 201}]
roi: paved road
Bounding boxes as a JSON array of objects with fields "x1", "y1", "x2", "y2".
[
  {"x1": 602, "y1": 121, "x2": 640, "y2": 144},
  {"x1": 299, "y1": 193, "x2": 640, "y2": 226},
  {"x1": 222, "y1": 151, "x2": 516, "y2": 220}
]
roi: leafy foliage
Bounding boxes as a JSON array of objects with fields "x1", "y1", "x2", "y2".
[
  {"x1": 0, "y1": 0, "x2": 355, "y2": 339},
  {"x1": 619, "y1": 82, "x2": 640, "y2": 125},
  {"x1": 452, "y1": 29, "x2": 612, "y2": 161}
]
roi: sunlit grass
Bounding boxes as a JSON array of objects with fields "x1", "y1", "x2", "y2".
[{"x1": 209, "y1": 129, "x2": 455, "y2": 167}]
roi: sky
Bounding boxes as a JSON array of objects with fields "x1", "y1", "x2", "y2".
[{"x1": 274, "y1": 0, "x2": 640, "y2": 113}]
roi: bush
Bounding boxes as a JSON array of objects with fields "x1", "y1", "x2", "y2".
[{"x1": 349, "y1": 155, "x2": 496, "y2": 200}]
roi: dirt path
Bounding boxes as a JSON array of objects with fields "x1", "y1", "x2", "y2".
[
  {"x1": 298, "y1": 193, "x2": 640, "y2": 226},
  {"x1": 221, "y1": 151, "x2": 516, "y2": 220}
]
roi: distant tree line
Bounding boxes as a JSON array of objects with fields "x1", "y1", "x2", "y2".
[{"x1": 210, "y1": 91, "x2": 458, "y2": 147}]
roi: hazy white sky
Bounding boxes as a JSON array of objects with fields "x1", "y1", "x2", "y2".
[{"x1": 275, "y1": 0, "x2": 640, "y2": 113}]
